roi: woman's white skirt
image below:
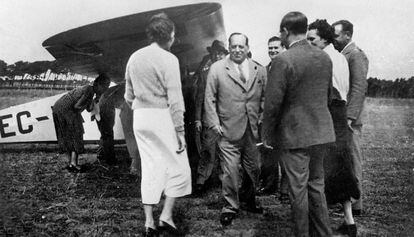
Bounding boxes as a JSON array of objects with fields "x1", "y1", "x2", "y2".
[{"x1": 133, "y1": 108, "x2": 192, "y2": 204}]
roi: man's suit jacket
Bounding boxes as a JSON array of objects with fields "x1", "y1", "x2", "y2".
[
  {"x1": 262, "y1": 39, "x2": 335, "y2": 149},
  {"x1": 341, "y1": 42, "x2": 369, "y2": 126},
  {"x1": 204, "y1": 57, "x2": 267, "y2": 141}
]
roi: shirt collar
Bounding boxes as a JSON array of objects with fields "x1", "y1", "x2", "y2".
[
  {"x1": 289, "y1": 39, "x2": 303, "y2": 48},
  {"x1": 341, "y1": 41, "x2": 354, "y2": 53}
]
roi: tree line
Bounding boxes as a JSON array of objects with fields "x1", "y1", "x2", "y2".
[
  {"x1": 0, "y1": 59, "x2": 70, "y2": 79},
  {"x1": 367, "y1": 77, "x2": 414, "y2": 98}
]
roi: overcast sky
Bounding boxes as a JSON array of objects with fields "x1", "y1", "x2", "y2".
[{"x1": 1, "y1": 0, "x2": 413, "y2": 80}]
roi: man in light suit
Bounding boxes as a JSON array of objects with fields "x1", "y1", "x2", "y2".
[
  {"x1": 204, "y1": 32, "x2": 267, "y2": 226},
  {"x1": 332, "y1": 20, "x2": 369, "y2": 216},
  {"x1": 262, "y1": 12, "x2": 335, "y2": 237}
]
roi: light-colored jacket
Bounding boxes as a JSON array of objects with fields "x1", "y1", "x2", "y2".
[
  {"x1": 124, "y1": 43, "x2": 185, "y2": 130},
  {"x1": 341, "y1": 42, "x2": 369, "y2": 126},
  {"x1": 204, "y1": 57, "x2": 267, "y2": 141}
]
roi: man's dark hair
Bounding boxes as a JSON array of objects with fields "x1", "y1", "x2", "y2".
[
  {"x1": 332, "y1": 20, "x2": 353, "y2": 37},
  {"x1": 268, "y1": 36, "x2": 281, "y2": 44},
  {"x1": 280, "y1": 11, "x2": 308, "y2": 35},
  {"x1": 145, "y1": 13, "x2": 175, "y2": 45},
  {"x1": 228, "y1": 32, "x2": 249, "y2": 46},
  {"x1": 308, "y1": 19, "x2": 335, "y2": 44}
]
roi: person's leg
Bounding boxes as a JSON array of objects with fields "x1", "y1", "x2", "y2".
[
  {"x1": 336, "y1": 200, "x2": 357, "y2": 237},
  {"x1": 239, "y1": 128, "x2": 261, "y2": 207},
  {"x1": 70, "y1": 151, "x2": 78, "y2": 166},
  {"x1": 143, "y1": 204, "x2": 156, "y2": 229},
  {"x1": 66, "y1": 152, "x2": 72, "y2": 165},
  {"x1": 279, "y1": 159, "x2": 289, "y2": 198},
  {"x1": 97, "y1": 105, "x2": 116, "y2": 164},
  {"x1": 280, "y1": 148, "x2": 310, "y2": 237},
  {"x1": 196, "y1": 128, "x2": 218, "y2": 186},
  {"x1": 218, "y1": 138, "x2": 242, "y2": 214},
  {"x1": 350, "y1": 125, "x2": 363, "y2": 213},
  {"x1": 307, "y1": 145, "x2": 332, "y2": 237},
  {"x1": 159, "y1": 196, "x2": 177, "y2": 228},
  {"x1": 259, "y1": 148, "x2": 279, "y2": 194},
  {"x1": 344, "y1": 200, "x2": 355, "y2": 224}
]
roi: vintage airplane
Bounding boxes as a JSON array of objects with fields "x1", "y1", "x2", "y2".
[{"x1": 0, "y1": 2, "x2": 226, "y2": 145}]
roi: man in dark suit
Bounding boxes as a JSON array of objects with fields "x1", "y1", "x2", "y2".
[
  {"x1": 262, "y1": 12, "x2": 335, "y2": 237},
  {"x1": 258, "y1": 36, "x2": 289, "y2": 202},
  {"x1": 204, "y1": 32, "x2": 267, "y2": 226},
  {"x1": 193, "y1": 40, "x2": 228, "y2": 195},
  {"x1": 332, "y1": 20, "x2": 369, "y2": 216}
]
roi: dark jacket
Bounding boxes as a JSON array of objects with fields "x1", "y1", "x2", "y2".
[{"x1": 262, "y1": 39, "x2": 335, "y2": 149}]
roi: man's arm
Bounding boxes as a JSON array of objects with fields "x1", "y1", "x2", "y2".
[
  {"x1": 347, "y1": 50, "x2": 369, "y2": 121},
  {"x1": 262, "y1": 57, "x2": 289, "y2": 144},
  {"x1": 203, "y1": 64, "x2": 220, "y2": 129},
  {"x1": 124, "y1": 61, "x2": 135, "y2": 108}
]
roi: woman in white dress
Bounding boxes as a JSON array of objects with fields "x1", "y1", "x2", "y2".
[{"x1": 124, "y1": 13, "x2": 191, "y2": 237}]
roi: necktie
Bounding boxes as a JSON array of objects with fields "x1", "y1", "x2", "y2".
[{"x1": 238, "y1": 64, "x2": 246, "y2": 83}]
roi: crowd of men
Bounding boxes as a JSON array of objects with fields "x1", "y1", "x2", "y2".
[{"x1": 94, "y1": 11, "x2": 368, "y2": 237}]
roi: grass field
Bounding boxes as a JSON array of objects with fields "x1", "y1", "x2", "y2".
[{"x1": 1, "y1": 90, "x2": 413, "y2": 236}]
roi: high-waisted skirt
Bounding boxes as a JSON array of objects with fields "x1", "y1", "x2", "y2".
[
  {"x1": 324, "y1": 99, "x2": 360, "y2": 205},
  {"x1": 133, "y1": 108, "x2": 191, "y2": 204}
]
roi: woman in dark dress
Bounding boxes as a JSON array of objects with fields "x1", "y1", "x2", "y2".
[{"x1": 52, "y1": 74, "x2": 110, "y2": 172}]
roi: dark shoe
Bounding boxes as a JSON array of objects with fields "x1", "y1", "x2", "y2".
[
  {"x1": 257, "y1": 187, "x2": 276, "y2": 196},
  {"x1": 220, "y1": 212, "x2": 236, "y2": 226},
  {"x1": 240, "y1": 202, "x2": 264, "y2": 214},
  {"x1": 65, "y1": 164, "x2": 81, "y2": 173},
  {"x1": 158, "y1": 221, "x2": 184, "y2": 236},
  {"x1": 144, "y1": 227, "x2": 159, "y2": 237},
  {"x1": 337, "y1": 223, "x2": 357, "y2": 237},
  {"x1": 352, "y1": 209, "x2": 362, "y2": 216}
]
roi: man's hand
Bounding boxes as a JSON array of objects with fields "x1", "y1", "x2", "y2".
[
  {"x1": 176, "y1": 130, "x2": 186, "y2": 154},
  {"x1": 195, "y1": 120, "x2": 202, "y2": 133},
  {"x1": 212, "y1": 125, "x2": 223, "y2": 136},
  {"x1": 262, "y1": 140, "x2": 274, "y2": 150},
  {"x1": 347, "y1": 119, "x2": 354, "y2": 132}
]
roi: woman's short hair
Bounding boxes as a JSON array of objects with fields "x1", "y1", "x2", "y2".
[
  {"x1": 145, "y1": 13, "x2": 175, "y2": 45},
  {"x1": 308, "y1": 19, "x2": 335, "y2": 44}
]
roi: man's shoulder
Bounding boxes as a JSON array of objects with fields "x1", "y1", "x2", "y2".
[
  {"x1": 349, "y1": 45, "x2": 368, "y2": 60},
  {"x1": 209, "y1": 58, "x2": 227, "y2": 71}
]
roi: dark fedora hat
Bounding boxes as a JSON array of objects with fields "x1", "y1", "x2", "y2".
[{"x1": 207, "y1": 40, "x2": 228, "y2": 54}]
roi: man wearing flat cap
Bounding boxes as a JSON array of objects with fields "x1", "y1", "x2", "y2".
[{"x1": 193, "y1": 40, "x2": 228, "y2": 195}]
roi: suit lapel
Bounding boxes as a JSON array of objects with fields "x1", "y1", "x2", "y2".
[
  {"x1": 225, "y1": 58, "x2": 247, "y2": 91},
  {"x1": 245, "y1": 59, "x2": 258, "y2": 92}
]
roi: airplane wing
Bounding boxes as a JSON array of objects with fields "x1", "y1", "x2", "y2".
[{"x1": 42, "y1": 3, "x2": 226, "y2": 83}]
